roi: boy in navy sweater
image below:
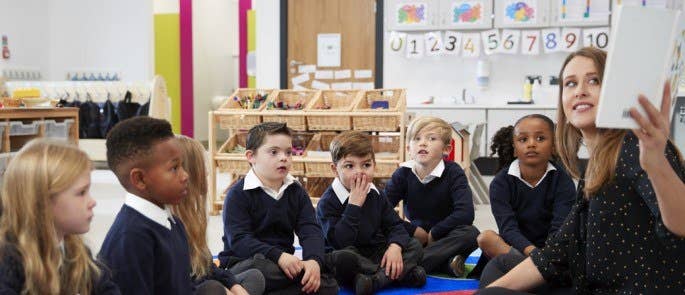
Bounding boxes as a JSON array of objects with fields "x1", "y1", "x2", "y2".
[
  {"x1": 99, "y1": 117, "x2": 229, "y2": 295},
  {"x1": 218, "y1": 122, "x2": 338, "y2": 294},
  {"x1": 317, "y1": 131, "x2": 426, "y2": 295},
  {"x1": 385, "y1": 116, "x2": 479, "y2": 277}
]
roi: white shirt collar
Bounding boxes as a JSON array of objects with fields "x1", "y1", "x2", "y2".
[
  {"x1": 507, "y1": 159, "x2": 556, "y2": 189},
  {"x1": 124, "y1": 192, "x2": 175, "y2": 230},
  {"x1": 243, "y1": 169, "x2": 297, "y2": 200},
  {"x1": 400, "y1": 159, "x2": 445, "y2": 184},
  {"x1": 331, "y1": 177, "x2": 380, "y2": 204}
]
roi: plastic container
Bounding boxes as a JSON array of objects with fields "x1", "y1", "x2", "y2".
[
  {"x1": 9, "y1": 121, "x2": 39, "y2": 136},
  {"x1": 44, "y1": 119, "x2": 74, "y2": 140}
]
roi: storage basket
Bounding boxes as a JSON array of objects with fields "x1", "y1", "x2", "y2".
[
  {"x1": 217, "y1": 132, "x2": 248, "y2": 156},
  {"x1": 218, "y1": 89, "x2": 273, "y2": 130},
  {"x1": 352, "y1": 89, "x2": 406, "y2": 131},
  {"x1": 303, "y1": 133, "x2": 337, "y2": 177},
  {"x1": 305, "y1": 90, "x2": 361, "y2": 130},
  {"x1": 44, "y1": 119, "x2": 74, "y2": 141},
  {"x1": 262, "y1": 90, "x2": 320, "y2": 131}
]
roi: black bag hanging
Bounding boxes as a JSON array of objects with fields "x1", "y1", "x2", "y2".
[
  {"x1": 117, "y1": 91, "x2": 141, "y2": 121},
  {"x1": 79, "y1": 100, "x2": 103, "y2": 138},
  {"x1": 136, "y1": 99, "x2": 150, "y2": 117},
  {"x1": 100, "y1": 98, "x2": 119, "y2": 138}
]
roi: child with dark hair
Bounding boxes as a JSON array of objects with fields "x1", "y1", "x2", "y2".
[
  {"x1": 477, "y1": 114, "x2": 575, "y2": 288},
  {"x1": 316, "y1": 131, "x2": 426, "y2": 295},
  {"x1": 219, "y1": 122, "x2": 339, "y2": 294},
  {"x1": 99, "y1": 117, "x2": 226, "y2": 294}
]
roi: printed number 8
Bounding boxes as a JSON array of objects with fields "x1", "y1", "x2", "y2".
[{"x1": 545, "y1": 33, "x2": 557, "y2": 50}]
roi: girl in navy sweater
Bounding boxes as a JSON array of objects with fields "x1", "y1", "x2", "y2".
[
  {"x1": 172, "y1": 136, "x2": 265, "y2": 295},
  {"x1": 478, "y1": 114, "x2": 575, "y2": 288},
  {"x1": 0, "y1": 139, "x2": 119, "y2": 294}
]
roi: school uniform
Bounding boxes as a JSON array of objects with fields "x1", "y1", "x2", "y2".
[
  {"x1": 316, "y1": 178, "x2": 424, "y2": 289},
  {"x1": 385, "y1": 160, "x2": 479, "y2": 274},
  {"x1": 98, "y1": 193, "x2": 194, "y2": 295},
  {"x1": 0, "y1": 242, "x2": 120, "y2": 294},
  {"x1": 219, "y1": 170, "x2": 338, "y2": 294},
  {"x1": 479, "y1": 160, "x2": 575, "y2": 289},
  {"x1": 479, "y1": 133, "x2": 685, "y2": 294}
]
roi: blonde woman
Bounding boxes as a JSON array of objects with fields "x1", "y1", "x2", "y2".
[
  {"x1": 173, "y1": 135, "x2": 265, "y2": 295},
  {"x1": 0, "y1": 139, "x2": 119, "y2": 294},
  {"x1": 477, "y1": 47, "x2": 685, "y2": 294}
]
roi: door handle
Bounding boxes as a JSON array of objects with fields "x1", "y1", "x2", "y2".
[{"x1": 290, "y1": 60, "x2": 303, "y2": 67}]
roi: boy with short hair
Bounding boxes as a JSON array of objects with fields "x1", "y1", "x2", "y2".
[
  {"x1": 385, "y1": 116, "x2": 479, "y2": 277},
  {"x1": 316, "y1": 131, "x2": 426, "y2": 295},
  {"x1": 218, "y1": 122, "x2": 338, "y2": 294},
  {"x1": 99, "y1": 117, "x2": 226, "y2": 294}
]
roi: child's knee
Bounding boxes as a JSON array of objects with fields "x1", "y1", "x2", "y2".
[{"x1": 477, "y1": 230, "x2": 498, "y2": 248}]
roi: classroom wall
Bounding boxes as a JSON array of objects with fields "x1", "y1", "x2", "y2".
[
  {"x1": 253, "y1": 0, "x2": 571, "y2": 106},
  {"x1": 46, "y1": 0, "x2": 153, "y2": 81},
  {"x1": 0, "y1": 0, "x2": 50, "y2": 74},
  {"x1": 193, "y1": 0, "x2": 239, "y2": 141}
]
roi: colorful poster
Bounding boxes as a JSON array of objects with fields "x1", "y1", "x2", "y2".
[
  {"x1": 503, "y1": 0, "x2": 537, "y2": 24},
  {"x1": 450, "y1": 1, "x2": 484, "y2": 24},
  {"x1": 396, "y1": 3, "x2": 429, "y2": 26}
]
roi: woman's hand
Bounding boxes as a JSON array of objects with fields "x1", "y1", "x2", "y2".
[{"x1": 630, "y1": 82, "x2": 672, "y2": 174}]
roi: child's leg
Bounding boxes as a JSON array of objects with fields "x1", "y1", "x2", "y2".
[
  {"x1": 397, "y1": 238, "x2": 427, "y2": 287},
  {"x1": 421, "y1": 225, "x2": 479, "y2": 274},
  {"x1": 227, "y1": 254, "x2": 294, "y2": 292},
  {"x1": 477, "y1": 230, "x2": 513, "y2": 259},
  {"x1": 234, "y1": 269, "x2": 266, "y2": 295},
  {"x1": 478, "y1": 250, "x2": 526, "y2": 288},
  {"x1": 323, "y1": 248, "x2": 363, "y2": 286},
  {"x1": 195, "y1": 280, "x2": 226, "y2": 295}
]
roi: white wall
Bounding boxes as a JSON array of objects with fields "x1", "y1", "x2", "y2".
[
  {"x1": 255, "y1": 0, "x2": 280, "y2": 88},
  {"x1": 383, "y1": 39, "x2": 568, "y2": 105},
  {"x1": 0, "y1": 0, "x2": 50, "y2": 74},
  {"x1": 193, "y1": 0, "x2": 238, "y2": 141},
  {"x1": 254, "y1": 1, "x2": 569, "y2": 106},
  {"x1": 46, "y1": 0, "x2": 153, "y2": 81}
]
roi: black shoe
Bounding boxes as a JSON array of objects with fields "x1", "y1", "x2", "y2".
[
  {"x1": 354, "y1": 273, "x2": 373, "y2": 295},
  {"x1": 325, "y1": 250, "x2": 361, "y2": 285},
  {"x1": 449, "y1": 254, "x2": 466, "y2": 277},
  {"x1": 400, "y1": 266, "x2": 427, "y2": 288}
]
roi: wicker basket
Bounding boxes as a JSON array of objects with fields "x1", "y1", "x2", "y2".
[
  {"x1": 217, "y1": 132, "x2": 248, "y2": 156},
  {"x1": 216, "y1": 157, "x2": 251, "y2": 176},
  {"x1": 372, "y1": 134, "x2": 401, "y2": 160},
  {"x1": 291, "y1": 132, "x2": 316, "y2": 176},
  {"x1": 305, "y1": 90, "x2": 361, "y2": 130},
  {"x1": 352, "y1": 89, "x2": 406, "y2": 131},
  {"x1": 304, "y1": 177, "x2": 334, "y2": 203},
  {"x1": 303, "y1": 133, "x2": 337, "y2": 177},
  {"x1": 218, "y1": 89, "x2": 272, "y2": 130},
  {"x1": 262, "y1": 90, "x2": 320, "y2": 131},
  {"x1": 375, "y1": 160, "x2": 400, "y2": 178}
]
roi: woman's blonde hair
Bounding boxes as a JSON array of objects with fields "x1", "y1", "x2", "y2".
[
  {"x1": 556, "y1": 47, "x2": 626, "y2": 197},
  {"x1": 0, "y1": 138, "x2": 100, "y2": 294},
  {"x1": 171, "y1": 135, "x2": 211, "y2": 278}
]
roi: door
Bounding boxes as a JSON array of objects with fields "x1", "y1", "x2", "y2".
[{"x1": 286, "y1": 0, "x2": 378, "y2": 90}]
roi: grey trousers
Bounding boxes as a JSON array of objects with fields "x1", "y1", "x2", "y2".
[{"x1": 420, "y1": 225, "x2": 480, "y2": 274}]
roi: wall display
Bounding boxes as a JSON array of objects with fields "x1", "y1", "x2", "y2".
[
  {"x1": 552, "y1": 0, "x2": 611, "y2": 27},
  {"x1": 443, "y1": 31, "x2": 464, "y2": 54},
  {"x1": 612, "y1": 0, "x2": 671, "y2": 8},
  {"x1": 387, "y1": 0, "x2": 439, "y2": 31},
  {"x1": 462, "y1": 33, "x2": 482, "y2": 57},
  {"x1": 406, "y1": 34, "x2": 426, "y2": 58},
  {"x1": 541, "y1": 28, "x2": 562, "y2": 53},
  {"x1": 500, "y1": 29, "x2": 522, "y2": 54},
  {"x1": 494, "y1": 0, "x2": 550, "y2": 28},
  {"x1": 582, "y1": 27, "x2": 610, "y2": 49},
  {"x1": 442, "y1": 0, "x2": 494, "y2": 29},
  {"x1": 388, "y1": 26, "x2": 609, "y2": 58},
  {"x1": 481, "y1": 29, "x2": 501, "y2": 54},
  {"x1": 425, "y1": 31, "x2": 445, "y2": 56},
  {"x1": 521, "y1": 30, "x2": 541, "y2": 55},
  {"x1": 561, "y1": 27, "x2": 581, "y2": 52}
]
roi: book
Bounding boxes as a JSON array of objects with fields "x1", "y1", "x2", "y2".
[{"x1": 595, "y1": 5, "x2": 685, "y2": 129}]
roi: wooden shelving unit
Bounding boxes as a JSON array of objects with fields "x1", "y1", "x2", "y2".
[{"x1": 208, "y1": 89, "x2": 407, "y2": 215}]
